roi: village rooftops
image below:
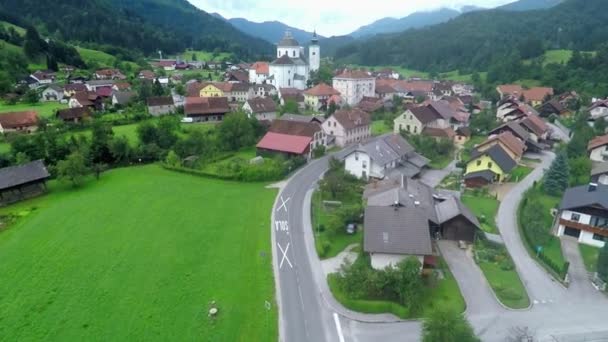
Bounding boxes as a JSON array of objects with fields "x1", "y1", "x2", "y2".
[
  {"x1": 332, "y1": 108, "x2": 371, "y2": 130},
  {"x1": 304, "y1": 83, "x2": 340, "y2": 97},
  {"x1": 56, "y1": 107, "x2": 90, "y2": 121},
  {"x1": 269, "y1": 119, "x2": 321, "y2": 138},
  {"x1": 147, "y1": 96, "x2": 174, "y2": 107},
  {"x1": 559, "y1": 183, "x2": 608, "y2": 211},
  {"x1": 256, "y1": 132, "x2": 312, "y2": 154},
  {"x1": 246, "y1": 97, "x2": 277, "y2": 113},
  {"x1": 280, "y1": 114, "x2": 325, "y2": 124},
  {"x1": 588, "y1": 134, "x2": 608, "y2": 151},
  {"x1": 334, "y1": 70, "x2": 373, "y2": 79},
  {"x1": 0, "y1": 160, "x2": 50, "y2": 191},
  {"x1": 470, "y1": 144, "x2": 517, "y2": 173},
  {"x1": 409, "y1": 105, "x2": 442, "y2": 124},
  {"x1": 0, "y1": 111, "x2": 39, "y2": 129},
  {"x1": 184, "y1": 97, "x2": 229, "y2": 115}
]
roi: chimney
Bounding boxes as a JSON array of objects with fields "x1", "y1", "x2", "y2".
[{"x1": 589, "y1": 183, "x2": 598, "y2": 192}]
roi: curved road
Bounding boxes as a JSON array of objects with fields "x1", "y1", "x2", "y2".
[{"x1": 272, "y1": 152, "x2": 608, "y2": 342}]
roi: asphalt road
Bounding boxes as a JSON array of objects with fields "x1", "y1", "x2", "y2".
[{"x1": 272, "y1": 151, "x2": 608, "y2": 342}]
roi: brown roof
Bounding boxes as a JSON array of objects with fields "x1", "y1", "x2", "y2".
[
  {"x1": 246, "y1": 97, "x2": 277, "y2": 113},
  {"x1": 227, "y1": 71, "x2": 249, "y2": 83},
  {"x1": 334, "y1": 70, "x2": 373, "y2": 79},
  {"x1": 0, "y1": 111, "x2": 39, "y2": 129},
  {"x1": 184, "y1": 97, "x2": 230, "y2": 116},
  {"x1": 357, "y1": 98, "x2": 383, "y2": 113},
  {"x1": 520, "y1": 114, "x2": 549, "y2": 136},
  {"x1": 522, "y1": 87, "x2": 554, "y2": 102},
  {"x1": 409, "y1": 105, "x2": 442, "y2": 124},
  {"x1": 269, "y1": 119, "x2": 321, "y2": 138},
  {"x1": 139, "y1": 70, "x2": 156, "y2": 79},
  {"x1": 497, "y1": 84, "x2": 523, "y2": 96},
  {"x1": 588, "y1": 134, "x2": 608, "y2": 151},
  {"x1": 64, "y1": 83, "x2": 87, "y2": 92},
  {"x1": 72, "y1": 91, "x2": 99, "y2": 106},
  {"x1": 251, "y1": 62, "x2": 269, "y2": 75},
  {"x1": 304, "y1": 83, "x2": 340, "y2": 97},
  {"x1": 375, "y1": 84, "x2": 396, "y2": 94},
  {"x1": 422, "y1": 127, "x2": 456, "y2": 139},
  {"x1": 56, "y1": 107, "x2": 90, "y2": 120},
  {"x1": 113, "y1": 82, "x2": 131, "y2": 90},
  {"x1": 332, "y1": 108, "x2": 371, "y2": 130},
  {"x1": 480, "y1": 131, "x2": 526, "y2": 158},
  {"x1": 147, "y1": 96, "x2": 174, "y2": 107}
]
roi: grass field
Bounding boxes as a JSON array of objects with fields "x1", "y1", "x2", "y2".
[
  {"x1": 462, "y1": 194, "x2": 499, "y2": 234},
  {"x1": 579, "y1": 244, "x2": 600, "y2": 273},
  {"x1": 177, "y1": 50, "x2": 232, "y2": 62},
  {"x1": 68, "y1": 123, "x2": 141, "y2": 146},
  {"x1": 76, "y1": 47, "x2": 118, "y2": 67},
  {"x1": 0, "y1": 102, "x2": 67, "y2": 118},
  {"x1": 510, "y1": 165, "x2": 533, "y2": 182},
  {"x1": 371, "y1": 120, "x2": 392, "y2": 136},
  {"x1": 0, "y1": 20, "x2": 25, "y2": 35},
  {"x1": 0, "y1": 165, "x2": 277, "y2": 341}
]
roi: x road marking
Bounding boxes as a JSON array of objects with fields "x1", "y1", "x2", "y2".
[
  {"x1": 278, "y1": 242, "x2": 293, "y2": 269},
  {"x1": 277, "y1": 196, "x2": 290, "y2": 213}
]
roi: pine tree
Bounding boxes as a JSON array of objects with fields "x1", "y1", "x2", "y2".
[
  {"x1": 46, "y1": 54, "x2": 58, "y2": 71},
  {"x1": 598, "y1": 243, "x2": 608, "y2": 282},
  {"x1": 543, "y1": 152, "x2": 569, "y2": 195}
]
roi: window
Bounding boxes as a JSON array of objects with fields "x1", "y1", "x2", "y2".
[
  {"x1": 406, "y1": 124, "x2": 410, "y2": 132},
  {"x1": 362, "y1": 161, "x2": 367, "y2": 169},
  {"x1": 593, "y1": 233, "x2": 605, "y2": 242},
  {"x1": 591, "y1": 216, "x2": 608, "y2": 228},
  {"x1": 476, "y1": 160, "x2": 482, "y2": 166},
  {"x1": 355, "y1": 152, "x2": 359, "y2": 161},
  {"x1": 488, "y1": 162, "x2": 493, "y2": 168},
  {"x1": 571, "y1": 213, "x2": 581, "y2": 222},
  {"x1": 312, "y1": 52, "x2": 316, "y2": 55},
  {"x1": 414, "y1": 126, "x2": 417, "y2": 133},
  {"x1": 292, "y1": 51, "x2": 296, "y2": 57}
]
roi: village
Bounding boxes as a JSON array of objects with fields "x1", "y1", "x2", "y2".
[{"x1": 2, "y1": 26, "x2": 608, "y2": 342}]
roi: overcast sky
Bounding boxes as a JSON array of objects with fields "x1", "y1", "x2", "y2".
[{"x1": 192, "y1": 0, "x2": 515, "y2": 36}]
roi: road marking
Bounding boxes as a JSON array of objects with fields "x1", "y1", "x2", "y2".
[
  {"x1": 277, "y1": 242, "x2": 293, "y2": 269},
  {"x1": 333, "y1": 312, "x2": 345, "y2": 342},
  {"x1": 277, "y1": 196, "x2": 290, "y2": 213},
  {"x1": 274, "y1": 220, "x2": 289, "y2": 232}
]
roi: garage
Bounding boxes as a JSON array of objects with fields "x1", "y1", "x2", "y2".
[{"x1": 564, "y1": 227, "x2": 581, "y2": 238}]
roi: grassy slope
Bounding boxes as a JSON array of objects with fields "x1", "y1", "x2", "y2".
[
  {"x1": 0, "y1": 21, "x2": 26, "y2": 35},
  {"x1": 177, "y1": 50, "x2": 232, "y2": 62},
  {"x1": 0, "y1": 102, "x2": 67, "y2": 118},
  {"x1": 76, "y1": 47, "x2": 116, "y2": 66},
  {"x1": 461, "y1": 194, "x2": 499, "y2": 234},
  {"x1": 579, "y1": 244, "x2": 600, "y2": 273},
  {"x1": 0, "y1": 165, "x2": 277, "y2": 341}
]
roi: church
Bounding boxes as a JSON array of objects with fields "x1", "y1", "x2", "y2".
[{"x1": 268, "y1": 31, "x2": 320, "y2": 90}]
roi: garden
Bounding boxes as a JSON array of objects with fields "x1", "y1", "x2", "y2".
[
  {"x1": 0, "y1": 165, "x2": 278, "y2": 341},
  {"x1": 461, "y1": 189, "x2": 500, "y2": 234}
]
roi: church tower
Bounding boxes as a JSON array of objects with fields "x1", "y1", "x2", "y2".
[{"x1": 309, "y1": 31, "x2": 320, "y2": 72}]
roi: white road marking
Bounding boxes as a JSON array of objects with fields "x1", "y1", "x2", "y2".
[
  {"x1": 274, "y1": 220, "x2": 289, "y2": 232},
  {"x1": 333, "y1": 312, "x2": 345, "y2": 342},
  {"x1": 278, "y1": 242, "x2": 293, "y2": 269},
  {"x1": 277, "y1": 196, "x2": 290, "y2": 213}
]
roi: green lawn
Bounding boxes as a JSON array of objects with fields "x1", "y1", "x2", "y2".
[
  {"x1": 327, "y1": 258, "x2": 465, "y2": 319},
  {"x1": 510, "y1": 165, "x2": 533, "y2": 182},
  {"x1": 0, "y1": 165, "x2": 277, "y2": 341},
  {"x1": 461, "y1": 194, "x2": 499, "y2": 234},
  {"x1": 0, "y1": 102, "x2": 68, "y2": 119},
  {"x1": 478, "y1": 261, "x2": 530, "y2": 309},
  {"x1": 579, "y1": 244, "x2": 600, "y2": 273},
  {"x1": 0, "y1": 20, "x2": 25, "y2": 35},
  {"x1": 514, "y1": 79, "x2": 543, "y2": 88},
  {"x1": 311, "y1": 190, "x2": 362, "y2": 259},
  {"x1": 68, "y1": 123, "x2": 141, "y2": 146},
  {"x1": 371, "y1": 120, "x2": 392, "y2": 136},
  {"x1": 438, "y1": 172, "x2": 462, "y2": 191},
  {"x1": 177, "y1": 50, "x2": 232, "y2": 62}
]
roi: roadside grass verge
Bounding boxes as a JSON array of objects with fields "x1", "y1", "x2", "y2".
[
  {"x1": 579, "y1": 244, "x2": 600, "y2": 273},
  {"x1": 510, "y1": 165, "x2": 533, "y2": 182},
  {"x1": 461, "y1": 191, "x2": 499, "y2": 234}
]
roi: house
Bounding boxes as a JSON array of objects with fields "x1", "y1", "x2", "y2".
[
  {"x1": 280, "y1": 113, "x2": 325, "y2": 125},
  {"x1": 243, "y1": 97, "x2": 277, "y2": 122},
  {"x1": 41, "y1": 84, "x2": 63, "y2": 102},
  {"x1": 489, "y1": 121, "x2": 545, "y2": 152},
  {"x1": 64, "y1": 83, "x2": 87, "y2": 97},
  {"x1": 147, "y1": 96, "x2": 175, "y2": 116},
  {"x1": 332, "y1": 70, "x2": 375, "y2": 106},
  {"x1": 373, "y1": 68, "x2": 400, "y2": 80},
  {"x1": 591, "y1": 162, "x2": 608, "y2": 185},
  {"x1": 454, "y1": 127, "x2": 472, "y2": 145},
  {"x1": 95, "y1": 69, "x2": 126, "y2": 80},
  {"x1": 343, "y1": 134, "x2": 429, "y2": 180},
  {"x1": 138, "y1": 70, "x2": 156, "y2": 80},
  {"x1": 96, "y1": 86, "x2": 113, "y2": 98},
  {"x1": 555, "y1": 183, "x2": 608, "y2": 247},
  {"x1": 588, "y1": 135, "x2": 608, "y2": 163},
  {"x1": 268, "y1": 117, "x2": 326, "y2": 150},
  {"x1": 496, "y1": 98, "x2": 538, "y2": 122},
  {"x1": 356, "y1": 97, "x2": 384, "y2": 114},
  {"x1": 256, "y1": 133, "x2": 313, "y2": 159},
  {"x1": 375, "y1": 84, "x2": 397, "y2": 101},
  {"x1": 184, "y1": 97, "x2": 230, "y2": 122},
  {"x1": 588, "y1": 99, "x2": 608, "y2": 121},
  {"x1": 69, "y1": 91, "x2": 103, "y2": 111},
  {"x1": 475, "y1": 131, "x2": 526, "y2": 162},
  {"x1": 225, "y1": 70, "x2": 248, "y2": 83},
  {"x1": 188, "y1": 82, "x2": 252, "y2": 103},
  {"x1": 0, "y1": 160, "x2": 50, "y2": 205},
  {"x1": 323, "y1": 108, "x2": 371, "y2": 147},
  {"x1": 251, "y1": 84, "x2": 277, "y2": 98},
  {"x1": 30, "y1": 70, "x2": 56, "y2": 85},
  {"x1": 393, "y1": 102, "x2": 458, "y2": 137},
  {"x1": 464, "y1": 144, "x2": 517, "y2": 187},
  {"x1": 519, "y1": 114, "x2": 549, "y2": 141},
  {"x1": 112, "y1": 91, "x2": 136, "y2": 107},
  {"x1": 496, "y1": 84, "x2": 554, "y2": 106},
  {"x1": 0, "y1": 111, "x2": 39, "y2": 134},
  {"x1": 56, "y1": 107, "x2": 91, "y2": 123},
  {"x1": 363, "y1": 177, "x2": 480, "y2": 270},
  {"x1": 157, "y1": 60, "x2": 176, "y2": 71},
  {"x1": 278, "y1": 87, "x2": 305, "y2": 108},
  {"x1": 496, "y1": 84, "x2": 524, "y2": 99},
  {"x1": 249, "y1": 62, "x2": 269, "y2": 84},
  {"x1": 303, "y1": 83, "x2": 340, "y2": 111},
  {"x1": 85, "y1": 80, "x2": 115, "y2": 92},
  {"x1": 538, "y1": 99, "x2": 569, "y2": 117},
  {"x1": 112, "y1": 82, "x2": 131, "y2": 92}
]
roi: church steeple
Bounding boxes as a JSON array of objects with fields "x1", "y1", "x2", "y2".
[{"x1": 311, "y1": 30, "x2": 319, "y2": 45}]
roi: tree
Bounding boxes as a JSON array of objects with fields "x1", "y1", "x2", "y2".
[
  {"x1": 109, "y1": 135, "x2": 132, "y2": 164},
  {"x1": 23, "y1": 89, "x2": 39, "y2": 104},
  {"x1": 46, "y1": 54, "x2": 58, "y2": 71},
  {"x1": 469, "y1": 109, "x2": 498, "y2": 134},
  {"x1": 15, "y1": 152, "x2": 30, "y2": 165},
  {"x1": 543, "y1": 151, "x2": 569, "y2": 196},
  {"x1": 152, "y1": 79, "x2": 164, "y2": 97},
  {"x1": 90, "y1": 121, "x2": 115, "y2": 164},
  {"x1": 136, "y1": 121, "x2": 159, "y2": 146},
  {"x1": 91, "y1": 163, "x2": 107, "y2": 180},
  {"x1": 569, "y1": 156, "x2": 591, "y2": 186},
  {"x1": 23, "y1": 26, "x2": 46, "y2": 58},
  {"x1": 156, "y1": 116, "x2": 179, "y2": 149},
  {"x1": 57, "y1": 151, "x2": 89, "y2": 187},
  {"x1": 598, "y1": 243, "x2": 608, "y2": 282},
  {"x1": 395, "y1": 258, "x2": 424, "y2": 310},
  {"x1": 217, "y1": 112, "x2": 255, "y2": 151},
  {"x1": 595, "y1": 117, "x2": 607, "y2": 135},
  {"x1": 422, "y1": 308, "x2": 480, "y2": 342},
  {"x1": 521, "y1": 200, "x2": 551, "y2": 246},
  {"x1": 138, "y1": 81, "x2": 153, "y2": 102},
  {"x1": 280, "y1": 99, "x2": 299, "y2": 115},
  {"x1": 191, "y1": 53, "x2": 197, "y2": 61}
]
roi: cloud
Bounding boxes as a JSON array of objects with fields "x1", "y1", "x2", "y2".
[{"x1": 193, "y1": 0, "x2": 513, "y2": 36}]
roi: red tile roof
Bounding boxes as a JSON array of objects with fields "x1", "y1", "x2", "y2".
[
  {"x1": 304, "y1": 83, "x2": 340, "y2": 97},
  {"x1": 256, "y1": 132, "x2": 312, "y2": 155},
  {"x1": 588, "y1": 134, "x2": 608, "y2": 151},
  {"x1": 520, "y1": 114, "x2": 549, "y2": 136},
  {"x1": 251, "y1": 62, "x2": 269, "y2": 75},
  {"x1": 0, "y1": 111, "x2": 39, "y2": 129},
  {"x1": 497, "y1": 84, "x2": 523, "y2": 96},
  {"x1": 332, "y1": 108, "x2": 371, "y2": 130},
  {"x1": 184, "y1": 97, "x2": 230, "y2": 115},
  {"x1": 522, "y1": 87, "x2": 554, "y2": 102},
  {"x1": 96, "y1": 86, "x2": 113, "y2": 97},
  {"x1": 334, "y1": 70, "x2": 373, "y2": 79}
]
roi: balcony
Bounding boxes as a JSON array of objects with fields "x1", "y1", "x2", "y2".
[{"x1": 559, "y1": 218, "x2": 608, "y2": 237}]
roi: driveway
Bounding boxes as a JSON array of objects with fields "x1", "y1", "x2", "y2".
[
  {"x1": 561, "y1": 237, "x2": 604, "y2": 302},
  {"x1": 419, "y1": 160, "x2": 457, "y2": 187}
]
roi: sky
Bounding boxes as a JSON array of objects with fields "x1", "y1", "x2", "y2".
[{"x1": 192, "y1": 0, "x2": 515, "y2": 36}]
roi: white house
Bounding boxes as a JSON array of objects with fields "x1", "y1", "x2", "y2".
[
  {"x1": 40, "y1": 85, "x2": 63, "y2": 102},
  {"x1": 588, "y1": 135, "x2": 608, "y2": 163},
  {"x1": 589, "y1": 99, "x2": 608, "y2": 121},
  {"x1": 249, "y1": 62, "x2": 269, "y2": 84},
  {"x1": 555, "y1": 183, "x2": 608, "y2": 247},
  {"x1": 323, "y1": 108, "x2": 371, "y2": 147},
  {"x1": 268, "y1": 31, "x2": 319, "y2": 90},
  {"x1": 243, "y1": 97, "x2": 277, "y2": 122},
  {"x1": 332, "y1": 70, "x2": 375, "y2": 106}
]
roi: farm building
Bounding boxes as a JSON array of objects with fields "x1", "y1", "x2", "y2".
[{"x1": 0, "y1": 160, "x2": 50, "y2": 205}]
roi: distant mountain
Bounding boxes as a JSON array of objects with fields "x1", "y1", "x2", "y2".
[
  {"x1": 349, "y1": 6, "x2": 483, "y2": 38},
  {"x1": 217, "y1": 16, "x2": 324, "y2": 45},
  {"x1": 319, "y1": 35, "x2": 356, "y2": 57},
  {"x1": 0, "y1": 0, "x2": 273, "y2": 58},
  {"x1": 498, "y1": 0, "x2": 564, "y2": 11}
]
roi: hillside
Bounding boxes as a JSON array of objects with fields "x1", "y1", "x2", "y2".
[
  {"x1": 216, "y1": 15, "x2": 323, "y2": 45},
  {"x1": 350, "y1": 7, "x2": 482, "y2": 38},
  {"x1": 0, "y1": 0, "x2": 273, "y2": 58},
  {"x1": 498, "y1": 0, "x2": 563, "y2": 11},
  {"x1": 335, "y1": 0, "x2": 608, "y2": 72}
]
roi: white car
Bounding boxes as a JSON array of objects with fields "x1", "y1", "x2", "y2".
[{"x1": 181, "y1": 117, "x2": 193, "y2": 123}]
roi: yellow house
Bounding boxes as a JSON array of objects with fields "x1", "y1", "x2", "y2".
[
  {"x1": 464, "y1": 144, "x2": 517, "y2": 187},
  {"x1": 199, "y1": 84, "x2": 224, "y2": 98}
]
